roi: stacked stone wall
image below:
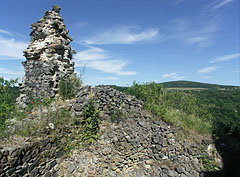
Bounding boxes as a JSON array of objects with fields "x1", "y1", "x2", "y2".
[
  {"x1": 17, "y1": 5, "x2": 75, "y2": 108},
  {"x1": 0, "y1": 138, "x2": 61, "y2": 177},
  {"x1": 73, "y1": 86, "x2": 143, "y2": 119},
  {"x1": 2, "y1": 86, "x2": 221, "y2": 176}
]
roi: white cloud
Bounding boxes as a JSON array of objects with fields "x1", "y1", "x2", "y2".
[
  {"x1": 75, "y1": 21, "x2": 88, "y2": 28},
  {"x1": 76, "y1": 59, "x2": 136, "y2": 76},
  {"x1": 162, "y1": 72, "x2": 185, "y2": 80},
  {"x1": 75, "y1": 46, "x2": 107, "y2": 61},
  {"x1": 0, "y1": 67, "x2": 24, "y2": 76},
  {"x1": 0, "y1": 36, "x2": 27, "y2": 60},
  {"x1": 211, "y1": 0, "x2": 235, "y2": 10},
  {"x1": 82, "y1": 26, "x2": 159, "y2": 45},
  {"x1": 198, "y1": 66, "x2": 217, "y2": 73},
  {"x1": 74, "y1": 46, "x2": 136, "y2": 76},
  {"x1": 170, "y1": 18, "x2": 219, "y2": 47},
  {"x1": 0, "y1": 29, "x2": 13, "y2": 36},
  {"x1": 209, "y1": 53, "x2": 240, "y2": 63}
]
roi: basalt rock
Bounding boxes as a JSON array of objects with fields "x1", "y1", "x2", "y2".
[
  {"x1": 17, "y1": 5, "x2": 75, "y2": 108},
  {"x1": 73, "y1": 86, "x2": 143, "y2": 120},
  {"x1": 5, "y1": 5, "x2": 223, "y2": 177}
]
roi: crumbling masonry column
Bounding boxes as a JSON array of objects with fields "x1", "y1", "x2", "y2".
[{"x1": 17, "y1": 5, "x2": 75, "y2": 107}]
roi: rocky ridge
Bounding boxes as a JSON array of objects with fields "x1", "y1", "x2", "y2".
[
  {"x1": 17, "y1": 5, "x2": 75, "y2": 108},
  {"x1": 58, "y1": 86, "x2": 217, "y2": 177},
  {"x1": 1, "y1": 85, "x2": 221, "y2": 177}
]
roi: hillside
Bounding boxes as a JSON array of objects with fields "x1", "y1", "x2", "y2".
[
  {"x1": 161, "y1": 80, "x2": 238, "y2": 89},
  {"x1": 107, "y1": 80, "x2": 239, "y2": 92}
]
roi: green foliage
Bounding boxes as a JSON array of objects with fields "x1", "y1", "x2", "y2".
[
  {"x1": 105, "y1": 85, "x2": 129, "y2": 93},
  {"x1": 165, "y1": 91, "x2": 212, "y2": 121},
  {"x1": 164, "y1": 109, "x2": 212, "y2": 134},
  {"x1": 188, "y1": 89, "x2": 240, "y2": 143},
  {"x1": 201, "y1": 154, "x2": 221, "y2": 172},
  {"x1": 14, "y1": 94, "x2": 56, "y2": 122},
  {"x1": 161, "y1": 80, "x2": 236, "y2": 89},
  {"x1": 81, "y1": 90, "x2": 100, "y2": 144},
  {"x1": 127, "y1": 81, "x2": 212, "y2": 135},
  {"x1": 59, "y1": 74, "x2": 82, "y2": 99},
  {"x1": 110, "y1": 107, "x2": 125, "y2": 123},
  {"x1": 0, "y1": 77, "x2": 18, "y2": 131},
  {"x1": 128, "y1": 81, "x2": 167, "y2": 115}
]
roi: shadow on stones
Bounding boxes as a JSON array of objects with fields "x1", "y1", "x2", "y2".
[{"x1": 204, "y1": 133, "x2": 240, "y2": 177}]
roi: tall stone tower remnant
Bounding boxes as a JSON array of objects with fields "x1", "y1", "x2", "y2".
[{"x1": 17, "y1": 5, "x2": 75, "y2": 107}]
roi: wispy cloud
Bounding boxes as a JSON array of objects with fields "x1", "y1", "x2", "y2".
[
  {"x1": 209, "y1": 0, "x2": 235, "y2": 10},
  {"x1": 170, "y1": 18, "x2": 219, "y2": 47},
  {"x1": 82, "y1": 26, "x2": 159, "y2": 45},
  {"x1": 162, "y1": 72, "x2": 185, "y2": 80},
  {"x1": 75, "y1": 46, "x2": 108, "y2": 61},
  {"x1": 198, "y1": 66, "x2": 217, "y2": 73},
  {"x1": 0, "y1": 67, "x2": 24, "y2": 76},
  {"x1": 0, "y1": 35, "x2": 27, "y2": 60},
  {"x1": 209, "y1": 53, "x2": 240, "y2": 63},
  {"x1": 75, "y1": 46, "x2": 136, "y2": 76},
  {"x1": 75, "y1": 21, "x2": 88, "y2": 28},
  {"x1": 0, "y1": 29, "x2": 13, "y2": 36}
]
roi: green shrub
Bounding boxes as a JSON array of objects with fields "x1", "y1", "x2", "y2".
[
  {"x1": 0, "y1": 77, "x2": 18, "y2": 131},
  {"x1": 164, "y1": 109, "x2": 212, "y2": 134},
  {"x1": 128, "y1": 81, "x2": 167, "y2": 115},
  {"x1": 59, "y1": 74, "x2": 82, "y2": 99},
  {"x1": 128, "y1": 81, "x2": 212, "y2": 135},
  {"x1": 81, "y1": 88, "x2": 100, "y2": 144}
]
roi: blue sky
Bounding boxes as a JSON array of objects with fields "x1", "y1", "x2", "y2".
[{"x1": 0, "y1": 0, "x2": 239, "y2": 86}]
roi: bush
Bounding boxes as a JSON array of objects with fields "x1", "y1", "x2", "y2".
[
  {"x1": 128, "y1": 81, "x2": 212, "y2": 135},
  {"x1": 59, "y1": 74, "x2": 82, "y2": 99},
  {"x1": 0, "y1": 77, "x2": 18, "y2": 131},
  {"x1": 128, "y1": 81, "x2": 167, "y2": 115},
  {"x1": 165, "y1": 90, "x2": 212, "y2": 122},
  {"x1": 81, "y1": 87, "x2": 100, "y2": 144},
  {"x1": 164, "y1": 108, "x2": 212, "y2": 134}
]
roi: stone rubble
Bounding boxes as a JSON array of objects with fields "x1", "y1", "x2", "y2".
[
  {"x1": 0, "y1": 137, "x2": 61, "y2": 177},
  {"x1": 73, "y1": 86, "x2": 143, "y2": 120},
  {"x1": 1, "y1": 5, "x2": 223, "y2": 177},
  {"x1": 17, "y1": 5, "x2": 75, "y2": 108},
  {"x1": 57, "y1": 110, "x2": 208, "y2": 177},
  {"x1": 1, "y1": 85, "x2": 219, "y2": 177}
]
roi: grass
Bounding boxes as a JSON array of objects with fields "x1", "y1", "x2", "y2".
[
  {"x1": 127, "y1": 81, "x2": 212, "y2": 136},
  {"x1": 164, "y1": 108, "x2": 212, "y2": 135},
  {"x1": 59, "y1": 74, "x2": 82, "y2": 99}
]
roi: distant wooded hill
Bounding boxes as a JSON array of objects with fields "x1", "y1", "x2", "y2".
[
  {"x1": 107, "y1": 80, "x2": 239, "y2": 91},
  {"x1": 160, "y1": 80, "x2": 238, "y2": 89}
]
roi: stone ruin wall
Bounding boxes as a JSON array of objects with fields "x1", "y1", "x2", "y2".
[
  {"x1": 0, "y1": 138, "x2": 60, "y2": 177},
  {"x1": 1, "y1": 5, "x2": 222, "y2": 177},
  {"x1": 17, "y1": 5, "x2": 75, "y2": 107}
]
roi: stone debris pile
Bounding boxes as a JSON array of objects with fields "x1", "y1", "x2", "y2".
[
  {"x1": 17, "y1": 5, "x2": 75, "y2": 108},
  {"x1": 73, "y1": 86, "x2": 143, "y2": 119},
  {"x1": 0, "y1": 137, "x2": 60, "y2": 177},
  {"x1": 57, "y1": 112, "x2": 208, "y2": 177},
  {"x1": 2, "y1": 5, "x2": 222, "y2": 177}
]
